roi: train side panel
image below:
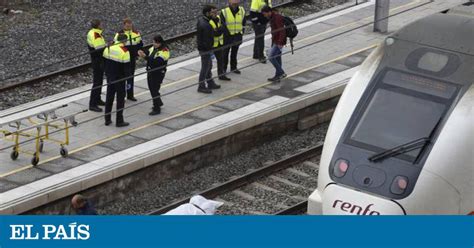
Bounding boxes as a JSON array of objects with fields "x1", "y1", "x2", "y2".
[{"x1": 397, "y1": 86, "x2": 474, "y2": 214}]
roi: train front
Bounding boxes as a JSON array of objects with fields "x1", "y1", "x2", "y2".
[{"x1": 308, "y1": 12, "x2": 474, "y2": 215}]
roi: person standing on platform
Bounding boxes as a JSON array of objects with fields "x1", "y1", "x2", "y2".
[
  {"x1": 87, "y1": 19, "x2": 106, "y2": 112},
  {"x1": 138, "y1": 35, "x2": 170, "y2": 116},
  {"x1": 103, "y1": 34, "x2": 131, "y2": 127},
  {"x1": 261, "y1": 6, "x2": 287, "y2": 82},
  {"x1": 114, "y1": 18, "x2": 143, "y2": 101},
  {"x1": 250, "y1": 0, "x2": 272, "y2": 64},
  {"x1": 221, "y1": 0, "x2": 246, "y2": 75},
  {"x1": 210, "y1": 8, "x2": 231, "y2": 81},
  {"x1": 196, "y1": 5, "x2": 221, "y2": 94}
]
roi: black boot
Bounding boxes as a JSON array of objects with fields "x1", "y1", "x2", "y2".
[
  {"x1": 149, "y1": 108, "x2": 161, "y2": 116},
  {"x1": 89, "y1": 106, "x2": 103, "y2": 112},
  {"x1": 116, "y1": 122, "x2": 130, "y2": 127}
]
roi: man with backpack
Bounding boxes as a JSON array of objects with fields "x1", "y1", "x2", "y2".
[{"x1": 261, "y1": 6, "x2": 287, "y2": 82}]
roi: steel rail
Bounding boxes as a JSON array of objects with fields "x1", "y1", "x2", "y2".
[
  {"x1": 275, "y1": 201, "x2": 308, "y2": 215},
  {"x1": 147, "y1": 143, "x2": 323, "y2": 215}
]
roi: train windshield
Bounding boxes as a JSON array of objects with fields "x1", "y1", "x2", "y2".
[{"x1": 348, "y1": 70, "x2": 458, "y2": 162}]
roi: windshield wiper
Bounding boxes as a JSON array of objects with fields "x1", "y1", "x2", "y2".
[
  {"x1": 368, "y1": 137, "x2": 430, "y2": 163},
  {"x1": 368, "y1": 117, "x2": 444, "y2": 163}
]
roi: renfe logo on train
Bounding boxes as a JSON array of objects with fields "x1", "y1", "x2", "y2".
[{"x1": 332, "y1": 200, "x2": 380, "y2": 215}]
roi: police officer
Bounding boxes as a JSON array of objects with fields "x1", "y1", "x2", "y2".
[
  {"x1": 87, "y1": 19, "x2": 106, "y2": 112},
  {"x1": 103, "y1": 34, "x2": 131, "y2": 127},
  {"x1": 221, "y1": 0, "x2": 246, "y2": 74},
  {"x1": 197, "y1": 5, "x2": 221, "y2": 94},
  {"x1": 114, "y1": 18, "x2": 143, "y2": 101},
  {"x1": 138, "y1": 35, "x2": 170, "y2": 116},
  {"x1": 250, "y1": 0, "x2": 272, "y2": 63},
  {"x1": 210, "y1": 9, "x2": 230, "y2": 81}
]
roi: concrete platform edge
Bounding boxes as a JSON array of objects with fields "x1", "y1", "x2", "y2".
[{"x1": 0, "y1": 68, "x2": 354, "y2": 214}]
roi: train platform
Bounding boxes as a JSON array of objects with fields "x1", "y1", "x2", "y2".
[{"x1": 0, "y1": 0, "x2": 464, "y2": 214}]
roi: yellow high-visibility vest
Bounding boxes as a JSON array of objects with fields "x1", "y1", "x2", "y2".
[
  {"x1": 222, "y1": 6, "x2": 245, "y2": 35},
  {"x1": 210, "y1": 17, "x2": 224, "y2": 48},
  {"x1": 148, "y1": 47, "x2": 170, "y2": 61},
  {"x1": 114, "y1": 30, "x2": 142, "y2": 46},
  {"x1": 87, "y1": 28, "x2": 106, "y2": 49},
  {"x1": 250, "y1": 0, "x2": 272, "y2": 12},
  {"x1": 103, "y1": 43, "x2": 131, "y2": 63}
]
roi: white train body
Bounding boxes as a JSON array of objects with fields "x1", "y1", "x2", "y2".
[{"x1": 308, "y1": 11, "x2": 474, "y2": 215}]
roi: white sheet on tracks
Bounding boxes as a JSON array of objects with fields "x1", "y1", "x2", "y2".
[{"x1": 163, "y1": 195, "x2": 223, "y2": 215}]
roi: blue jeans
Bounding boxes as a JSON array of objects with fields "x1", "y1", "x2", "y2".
[
  {"x1": 199, "y1": 52, "x2": 215, "y2": 89},
  {"x1": 268, "y1": 45, "x2": 285, "y2": 77}
]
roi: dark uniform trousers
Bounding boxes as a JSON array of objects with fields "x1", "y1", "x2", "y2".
[
  {"x1": 89, "y1": 54, "x2": 104, "y2": 107},
  {"x1": 104, "y1": 76, "x2": 126, "y2": 123},
  {"x1": 147, "y1": 70, "x2": 165, "y2": 110},
  {"x1": 253, "y1": 23, "x2": 266, "y2": 59},
  {"x1": 214, "y1": 45, "x2": 226, "y2": 77},
  {"x1": 126, "y1": 56, "x2": 137, "y2": 98},
  {"x1": 223, "y1": 34, "x2": 243, "y2": 72}
]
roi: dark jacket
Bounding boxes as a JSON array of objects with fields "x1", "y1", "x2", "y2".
[
  {"x1": 144, "y1": 46, "x2": 169, "y2": 74},
  {"x1": 196, "y1": 15, "x2": 214, "y2": 52},
  {"x1": 250, "y1": 11, "x2": 268, "y2": 26},
  {"x1": 116, "y1": 29, "x2": 144, "y2": 58},
  {"x1": 77, "y1": 201, "x2": 98, "y2": 215},
  {"x1": 269, "y1": 12, "x2": 286, "y2": 46},
  {"x1": 103, "y1": 46, "x2": 132, "y2": 79}
]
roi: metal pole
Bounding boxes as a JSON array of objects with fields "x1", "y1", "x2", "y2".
[{"x1": 374, "y1": 0, "x2": 390, "y2": 33}]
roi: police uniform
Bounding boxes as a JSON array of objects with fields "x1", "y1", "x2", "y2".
[
  {"x1": 87, "y1": 28, "x2": 106, "y2": 109},
  {"x1": 210, "y1": 16, "x2": 226, "y2": 79},
  {"x1": 250, "y1": 0, "x2": 272, "y2": 60},
  {"x1": 102, "y1": 43, "x2": 131, "y2": 126},
  {"x1": 114, "y1": 29, "x2": 143, "y2": 100},
  {"x1": 221, "y1": 5, "x2": 246, "y2": 73},
  {"x1": 143, "y1": 45, "x2": 170, "y2": 114}
]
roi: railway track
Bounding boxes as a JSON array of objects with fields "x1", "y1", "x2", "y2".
[
  {"x1": 0, "y1": 0, "x2": 299, "y2": 93},
  {"x1": 147, "y1": 144, "x2": 323, "y2": 215}
]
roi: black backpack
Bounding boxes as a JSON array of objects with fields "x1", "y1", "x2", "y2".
[{"x1": 283, "y1": 16, "x2": 298, "y2": 54}]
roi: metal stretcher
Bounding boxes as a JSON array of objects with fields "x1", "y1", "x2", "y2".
[{"x1": 0, "y1": 105, "x2": 87, "y2": 166}]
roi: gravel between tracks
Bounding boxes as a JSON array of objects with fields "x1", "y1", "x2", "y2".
[
  {"x1": 0, "y1": 0, "x2": 349, "y2": 110},
  {"x1": 99, "y1": 123, "x2": 328, "y2": 215}
]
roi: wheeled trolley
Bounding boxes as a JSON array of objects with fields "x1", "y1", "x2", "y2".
[{"x1": 1, "y1": 106, "x2": 87, "y2": 166}]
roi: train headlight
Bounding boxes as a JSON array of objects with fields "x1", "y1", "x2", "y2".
[
  {"x1": 390, "y1": 176, "x2": 409, "y2": 195},
  {"x1": 385, "y1": 37, "x2": 395, "y2": 46},
  {"x1": 333, "y1": 159, "x2": 349, "y2": 178}
]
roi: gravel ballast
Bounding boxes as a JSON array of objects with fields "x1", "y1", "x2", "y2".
[
  {"x1": 99, "y1": 122, "x2": 328, "y2": 215},
  {"x1": 0, "y1": 0, "x2": 350, "y2": 109}
]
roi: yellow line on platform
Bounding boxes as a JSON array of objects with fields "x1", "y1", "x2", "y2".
[
  {"x1": 0, "y1": 0, "x2": 424, "y2": 178},
  {"x1": 0, "y1": 44, "x2": 377, "y2": 178}
]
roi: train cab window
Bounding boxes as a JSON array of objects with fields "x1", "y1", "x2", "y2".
[{"x1": 346, "y1": 70, "x2": 459, "y2": 162}]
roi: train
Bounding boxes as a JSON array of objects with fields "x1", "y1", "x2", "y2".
[{"x1": 308, "y1": 7, "x2": 474, "y2": 215}]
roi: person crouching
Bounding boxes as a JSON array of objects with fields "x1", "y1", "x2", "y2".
[{"x1": 138, "y1": 35, "x2": 170, "y2": 116}]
